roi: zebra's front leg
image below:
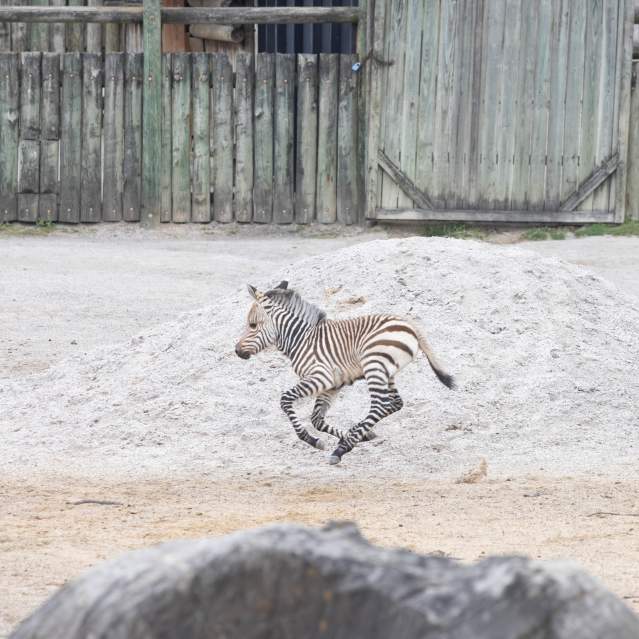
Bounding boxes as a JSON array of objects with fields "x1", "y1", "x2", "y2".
[
  {"x1": 281, "y1": 377, "x2": 329, "y2": 451},
  {"x1": 311, "y1": 390, "x2": 345, "y2": 441}
]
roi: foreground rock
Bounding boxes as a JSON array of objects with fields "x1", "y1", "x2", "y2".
[{"x1": 11, "y1": 523, "x2": 639, "y2": 639}]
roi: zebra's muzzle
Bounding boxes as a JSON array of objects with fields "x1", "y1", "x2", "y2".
[{"x1": 235, "y1": 345, "x2": 251, "y2": 360}]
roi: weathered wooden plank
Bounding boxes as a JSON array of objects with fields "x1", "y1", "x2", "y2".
[
  {"x1": 374, "y1": 207, "x2": 616, "y2": 224},
  {"x1": 163, "y1": 6, "x2": 361, "y2": 24},
  {"x1": 527, "y1": 0, "x2": 552, "y2": 210},
  {"x1": 0, "y1": 0, "x2": 10, "y2": 52},
  {"x1": 10, "y1": 0, "x2": 27, "y2": 52},
  {"x1": 29, "y1": 0, "x2": 50, "y2": 52},
  {"x1": 39, "y1": 140, "x2": 58, "y2": 193},
  {"x1": 142, "y1": 0, "x2": 162, "y2": 227},
  {"x1": 295, "y1": 53, "x2": 317, "y2": 224},
  {"x1": 86, "y1": 0, "x2": 103, "y2": 53},
  {"x1": 560, "y1": 0, "x2": 587, "y2": 206},
  {"x1": 0, "y1": 53, "x2": 18, "y2": 222},
  {"x1": 123, "y1": 53, "x2": 142, "y2": 222},
  {"x1": 593, "y1": 0, "x2": 620, "y2": 213},
  {"x1": 81, "y1": 53, "x2": 102, "y2": 223},
  {"x1": 211, "y1": 53, "x2": 233, "y2": 223},
  {"x1": 160, "y1": 53, "x2": 172, "y2": 223},
  {"x1": 50, "y1": 0, "x2": 66, "y2": 53},
  {"x1": 560, "y1": 152, "x2": 618, "y2": 211},
  {"x1": 38, "y1": 192, "x2": 57, "y2": 222},
  {"x1": 253, "y1": 53, "x2": 274, "y2": 224},
  {"x1": 337, "y1": 54, "x2": 358, "y2": 224},
  {"x1": 272, "y1": 53, "x2": 294, "y2": 224},
  {"x1": 17, "y1": 193, "x2": 38, "y2": 222},
  {"x1": 105, "y1": 21, "x2": 120, "y2": 52},
  {"x1": 103, "y1": 53, "x2": 124, "y2": 222},
  {"x1": 234, "y1": 51, "x2": 254, "y2": 223},
  {"x1": 316, "y1": 53, "x2": 338, "y2": 224},
  {"x1": 41, "y1": 53, "x2": 60, "y2": 140},
  {"x1": 627, "y1": 62, "x2": 639, "y2": 220},
  {"x1": 20, "y1": 52, "x2": 41, "y2": 140},
  {"x1": 191, "y1": 52, "x2": 210, "y2": 223},
  {"x1": 66, "y1": 0, "x2": 85, "y2": 51},
  {"x1": 378, "y1": 149, "x2": 432, "y2": 210},
  {"x1": 614, "y1": 0, "x2": 635, "y2": 222},
  {"x1": 544, "y1": 0, "x2": 570, "y2": 210},
  {"x1": 171, "y1": 52, "x2": 191, "y2": 223},
  {"x1": 18, "y1": 139, "x2": 39, "y2": 193},
  {"x1": 0, "y1": 6, "x2": 142, "y2": 23},
  {"x1": 59, "y1": 53, "x2": 82, "y2": 224}
]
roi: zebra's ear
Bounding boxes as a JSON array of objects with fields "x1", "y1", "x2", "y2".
[
  {"x1": 247, "y1": 284, "x2": 259, "y2": 300},
  {"x1": 276, "y1": 280, "x2": 288, "y2": 290}
]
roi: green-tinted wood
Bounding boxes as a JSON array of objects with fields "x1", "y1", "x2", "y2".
[
  {"x1": 59, "y1": 52, "x2": 82, "y2": 223},
  {"x1": 627, "y1": 62, "x2": 639, "y2": 219},
  {"x1": 38, "y1": 193, "x2": 57, "y2": 222},
  {"x1": 41, "y1": 53, "x2": 59, "y2": 140},
  {"x1": 295, "y1": 53, "x2": 318, "y2": 224},
  {"x1": 560, "y1": 0, "x2": 587, "y2": 205},
  {"x1": 142, "y1": 0, "x2": 161, "y2": 227},
  {"x1": 316, "y1": 53, "x2": 338, "y2": 223},
  {"x1": 527, "y1": 0, "x2": 552, "y2": 210},
  {"x1": 0, "y1": 0, "x2": 10, "y2": 52},
  {"x1": 191, "y1": 52, "x2": 210, "y2": 223},
  {"x1": 29, "y1": 0, "x2": 49, "y2": 52},
  {"x1": 103, "y1": 53, "x2": 124, "y2": 222},
  {"x1": 160, "y1": 53, "x2": 172, "y2": 222},
  {"x1": 234, "y1": 52, "x2": 254, "y2": 223},
  {"x1": 273, "y1": 53, "x2": 294, "y2": 224},
  {"x1": 124, "y1": 53, "x2": 142, "y2": 222},
  {"x1": 66, "y1": 0, "x2": 84, "y2": 51},
  {"x1": 211, "y1": 53, "x2": 233, "y2": 223},
  {"x1": 50, "y1": 0, "x2": 65, "y2": 53},
  {"x1": 11, "y1": 0, "x2": 27, "y2": 52},
  {"x1": 253, "y1": 53, "x2": 274, "y2": 224},
  {"x1": 18, "y1": 139, "x2": 39, "y2": 193},
  {"x1": 544, "y1": 0, "x2": 570, "y2": 210},
  {"x1": 337, "y1": 54, "x2": 358, "y2": 224},
  {"x1": 171, "y1": 52, "x2": 191, "y2": 223},
  {"x1": 18, "y1": 193, "x2": 38, "y2": 222},
  {"x1": 20, "y1": 52, "x2": 41, "y2": 140},
  {"x1": 0, "y1": 53, "x2": 18, "y2": 222},
  {"x1": 86, "y1": 0, "x2": 102, "y2": 53},
  {"x1": 81, "y1": 53, "x2": 102, "y2": 222},
  {"x1": 105, "y1": 23, "x2": 120, "y2": 53},
  {"x1": 39, "y1": 140, "x2": 58, "y2": 193}
]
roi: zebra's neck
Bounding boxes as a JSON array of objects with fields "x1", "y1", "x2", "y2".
[{"x1": 275, "y1": 312, "x2": 315, "y2": 363}]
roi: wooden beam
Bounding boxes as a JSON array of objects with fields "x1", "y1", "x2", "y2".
[
  {"x1": 559, "y1": 153, "x2": 619, "y2": 211},
  {"x1": 373, "y1": 208, "x2": 617, "y2": 224},
  {"x1": 0, "y1": 5, "x2": 360, "y2": 23},
  {"x1": 142, "y1": 0, "x2": 162, "y2": 227},
  {"x1": 377, "y1": 148, "x2": 433, "y2": 210}
]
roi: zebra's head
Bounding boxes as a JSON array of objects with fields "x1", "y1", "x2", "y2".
[{"x1": 234, "y1": 281, "x2": 289, "y2": 359}]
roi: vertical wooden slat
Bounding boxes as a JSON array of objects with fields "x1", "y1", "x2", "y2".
[
  {"x1": 11, "y1": 0, "x2": 27, "y2": 53},
  {"x1": 142, "y1": 0, "x2": 162, "y2": 226},
  {"x1": 66, "y1": 0, "x2": 85, "y2": 52},
  {"x1": 171, "y1": 52, "x2": 191, "y2": 223},
  {"x1": 124, "y1": 53, "x2": 142, "y2": 222},
  {"x1": 29, "y1": 0, "x2": 50, "y2": 52},
  {"x1": 614, "y1": 0, "x2": 634, "y2": 221},
  {"x1": 18, "y1": 52, "x2": 41, "y2": 221},
  {"x1": 86, "y1": 0, "x2": 103, "y2": 53},
  {"x1": 191, "y1": 52, "x2": 210, "y2": 223},
  {"x1": 0, "y1": 0, "x2": 10, "y2": 52},
  {"x1": 559, "y1": 0, "x2": 587, "y2": 206},
  {"x1": 160, "y1": 53, "x2": 172, "y2": 222},
  {"x1": 234, "y1": 51, "x2": 254, "y2": 223},
  {"x1": 593, "y1": 0, "x2": 620, "y2": 212},
  {"x1": 0, "y1": 54, "x2": 18, "y2": 222},
  {"x1": 50, "y1": 0, "x2": 66, "y2": 53},
  {"x1": 527, "y1": 0, "x2": 553, "y2": 210},
  {"x1": 273, "y1": 53, "x2": 294, "y2": 224},
  {"x1": 103, "y1": 53, "x2": 124, "y2": 222},
  {"x1": 337, "y1": 54, "x2": 357, "y2": 224},
  {"x1": 40, "y1": 52, "x2": 60, "y2": 222},
  {"x1": 627, "y1": 61, "x2": 639, "y2": 219},
  {"x1": 544, "y1": 0, "x2": 570, "y2": 210},
  {"x1": 316, "y1": 53, "x2": 338, "y2": 223},
  {"x1": 295, "y1": 53, "x2": 318, "y2": 224},
  {"x1": 211, "y1": 53, "x2": 233, "y2": 223},
  {"x1": 59, "y1": 53, "x2": 82, "y2": 223},
  {"x1": 81, "y1": 53, "x2": 102, "y2": 222},
  {"x1": 253, "y1": 53, "x2": 274, "y2": 224}
]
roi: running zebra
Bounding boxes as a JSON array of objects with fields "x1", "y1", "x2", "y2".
[{"x1": 234, "y1": 281, "x2": 455, "y2": 465}]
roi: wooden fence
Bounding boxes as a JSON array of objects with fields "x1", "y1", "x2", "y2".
[{"x1": 0, "y1": 50, "x2": 359, "y2": 224}]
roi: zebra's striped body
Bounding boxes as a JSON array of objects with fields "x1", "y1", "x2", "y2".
[{"x1": 235, "y1": 281, "x2": 454, "y2": 464}]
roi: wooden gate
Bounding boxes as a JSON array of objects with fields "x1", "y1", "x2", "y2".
[{"x1": 366, "y1": 0, "x2": 635, "y2": 224}]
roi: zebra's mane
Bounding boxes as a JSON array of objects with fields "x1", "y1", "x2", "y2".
[{"x1": 265, "y1": 288, "x2": 326, "y2": 326}]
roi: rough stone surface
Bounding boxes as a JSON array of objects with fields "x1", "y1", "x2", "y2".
[{"x1": 10, "y1": 523, "x2": 639, "y2": 639}]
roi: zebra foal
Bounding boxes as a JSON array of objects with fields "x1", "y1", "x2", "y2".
[{"x1": 234, "y1": 281, "x2": 455, "y2": 465}]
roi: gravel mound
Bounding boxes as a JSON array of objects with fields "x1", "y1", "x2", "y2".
[{"x1": 2, "y1": 237, "x2": 639, "y2": 481}]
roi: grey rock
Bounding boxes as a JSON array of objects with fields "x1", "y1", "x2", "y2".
[{"x1": 10, "y1": 522, "x2": 639, "y2": 639}]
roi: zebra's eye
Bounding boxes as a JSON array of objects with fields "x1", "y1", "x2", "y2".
[{"x1": 249, "y1": 322, "x2": 257, "y2": 329}]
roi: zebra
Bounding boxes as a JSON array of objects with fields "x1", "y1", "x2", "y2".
[{"x1": 234, "y1": 281, "x2": 455, "y2": 465}]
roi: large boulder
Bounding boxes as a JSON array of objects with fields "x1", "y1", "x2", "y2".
[{"x1": 11, "y1": 523, "x2": 639, "y2": 639}]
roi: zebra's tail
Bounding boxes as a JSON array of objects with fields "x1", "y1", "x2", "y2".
[{"x1": 410, "y1": 323, "x2": 456, "y2": 390}]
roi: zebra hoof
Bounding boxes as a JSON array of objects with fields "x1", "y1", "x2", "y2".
[{"x1": 329, "y1": 455, "x2": 341, "y2": 465}]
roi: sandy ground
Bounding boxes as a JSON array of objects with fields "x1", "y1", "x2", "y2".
[{"x1": 2, "y1": 225, "x2": 639, "y2": 635}]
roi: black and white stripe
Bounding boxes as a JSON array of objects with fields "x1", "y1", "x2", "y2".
[{"x1": 235, "y1": 281, "x2": 455, "y2": 465}]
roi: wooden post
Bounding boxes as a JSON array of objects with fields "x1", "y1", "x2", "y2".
[{"x1": 142, "y1": 0, "x2": 162, "y2": 227}]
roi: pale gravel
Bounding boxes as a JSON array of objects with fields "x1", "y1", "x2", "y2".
[{"x1": 2, "y1": 236, "x2": 639, "y2": 481}]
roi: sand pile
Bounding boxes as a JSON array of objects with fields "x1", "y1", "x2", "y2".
[{"x1": 2, "y1": 237, "x2": 639, "y2": 481}]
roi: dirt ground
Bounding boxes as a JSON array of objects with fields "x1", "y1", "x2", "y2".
[{"x1": 2, "y1": 224, "x2": 639, "y2": 635}]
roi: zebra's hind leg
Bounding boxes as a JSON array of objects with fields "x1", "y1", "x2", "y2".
[
  {"x1": 329, "y1": 367, "x2": 395, "y2": 464},
  {"x1": 311, "y1": 389, "x2": 377, "y2": 442},
  {"x1": 281, "y1": 377, "x2": 331, "y2": 451}
]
